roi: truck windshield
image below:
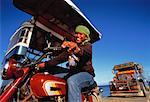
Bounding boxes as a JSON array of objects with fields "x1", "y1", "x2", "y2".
[{"x1": 7, "y1": 27, "x2": 30, "y2": 53}]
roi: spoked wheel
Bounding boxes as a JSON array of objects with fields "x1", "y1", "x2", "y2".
[
  {"x1": 16, "y1": 86, "x2": 66, "y2": 102},
  {"x1": 38, "y1": 96, "x2": 66, "y2": 102},
  {"x1": 16, "y1": 85, "x2": 38, "y2": 102}
]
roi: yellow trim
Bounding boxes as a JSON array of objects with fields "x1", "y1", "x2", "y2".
[
  {"x1": 114, "y1": 62, "x2": 135, "y2": 70},
  {"x1": 118, "y1": 70, "x2": 135, "y2": 74}
]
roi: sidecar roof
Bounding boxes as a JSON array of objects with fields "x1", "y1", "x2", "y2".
[{"x1": 13, "y1": 0, "x2": 102, "y2": 43}]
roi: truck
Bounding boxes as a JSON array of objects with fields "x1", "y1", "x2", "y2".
[{"x1": 109, "y1": 62, "x2": 149, "y2": 97}]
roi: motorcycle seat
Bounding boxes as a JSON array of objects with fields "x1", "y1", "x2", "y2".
[{"x1": 81, "y1": 81, "x2": 97, "y2": 93}]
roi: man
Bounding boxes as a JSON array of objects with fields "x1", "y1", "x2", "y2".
[{"x1": 38, "y1": 25, "x2": 95, "y2": 102}]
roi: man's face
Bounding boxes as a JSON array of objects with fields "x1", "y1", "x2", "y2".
[{"x1": 75, "y1": 32, "x2": 87, "y2": 44}]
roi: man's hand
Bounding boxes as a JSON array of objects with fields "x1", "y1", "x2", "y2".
[
  {"x1": 61, "y1": 41, "x2": 80, "y2": 53},
  {"x1": 37, "y1": 62, "x2": 45, "y2": 68},
  {"x1": 67, "y1": 42, "x2": 80, "y2": 53},
  {"x1": 61, "y1": 41, "x2": 70, "y2": 49}
]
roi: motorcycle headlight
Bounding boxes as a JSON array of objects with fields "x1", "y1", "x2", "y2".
[
  {"x1": 2, "y1": 59, "x2": 17, "y2": 80},
  {"x1": 2, "y1": 58, "x2": 24, "y2": 80}
]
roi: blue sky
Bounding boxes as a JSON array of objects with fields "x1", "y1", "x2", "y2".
[{"x1": 0, "y1": 0, "x2": 150, "y2": 85}]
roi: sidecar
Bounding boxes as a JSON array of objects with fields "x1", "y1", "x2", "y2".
[
  {"x1": 1, "y1": 0, "x2": 102, "y2": 100},
  {"x1": 1, "y1": 0, "x2": 102, "y2": 78}
]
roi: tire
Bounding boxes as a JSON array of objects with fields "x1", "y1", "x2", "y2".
[
  {"x1": 139, "y1": 82, "x2": 146, "y2": 97},
  {"x1": 91, "y1": 92, "x2": 103, "y2": 102}
]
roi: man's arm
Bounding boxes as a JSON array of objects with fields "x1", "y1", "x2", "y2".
[
  {"x1": 45, "y1": 51, "x2": 69, "y2": 68},
  {"x1": 61, "y1": 41, "x2": 92, "y2": 58},
  {"x1": 38, "y1": 50, "x2": 69, "y2": 68},
  {"x1": 75, "y1": 43, "x2": 92, "y2": 59}
]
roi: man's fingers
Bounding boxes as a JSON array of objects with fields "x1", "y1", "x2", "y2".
[{"x1": 61, "y1": 41, "x2": 69, "y2": 48}]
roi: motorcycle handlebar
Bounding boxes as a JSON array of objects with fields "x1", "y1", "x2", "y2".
[{"x1": 23, "y1": 52, "x2": 51, "y2": 68}]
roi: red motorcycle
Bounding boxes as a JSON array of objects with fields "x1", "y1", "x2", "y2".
[{"x1": 0, "y1": 50, "x2": 102, "y2": 102}]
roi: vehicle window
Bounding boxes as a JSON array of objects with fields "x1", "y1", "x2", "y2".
[{"x1": 7, "y1": 28, "x2": 30, "y2": 52}]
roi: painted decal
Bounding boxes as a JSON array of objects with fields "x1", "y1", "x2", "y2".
[{"x1": 42, "y1": 80, "x2": 66, "y2": 96}]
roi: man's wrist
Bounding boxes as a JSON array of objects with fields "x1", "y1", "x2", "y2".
[{"x1": 74, "y1": 47, "x2": 81, "y2": 53}]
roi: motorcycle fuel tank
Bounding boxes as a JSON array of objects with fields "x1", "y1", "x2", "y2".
[{"x1": 30, "y1": 73, "x2": 66, "y2": 98}]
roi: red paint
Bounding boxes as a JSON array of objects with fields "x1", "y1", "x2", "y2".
[
  {"x1": 30, "y1": 73, "x2": 66, "y2": 98},
  {"x1": 2, "y1": 58, "x2": 24, "y2": 80},
  {"x1": 87, "y1": 95, "x2": 93, "y2": 102}
]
